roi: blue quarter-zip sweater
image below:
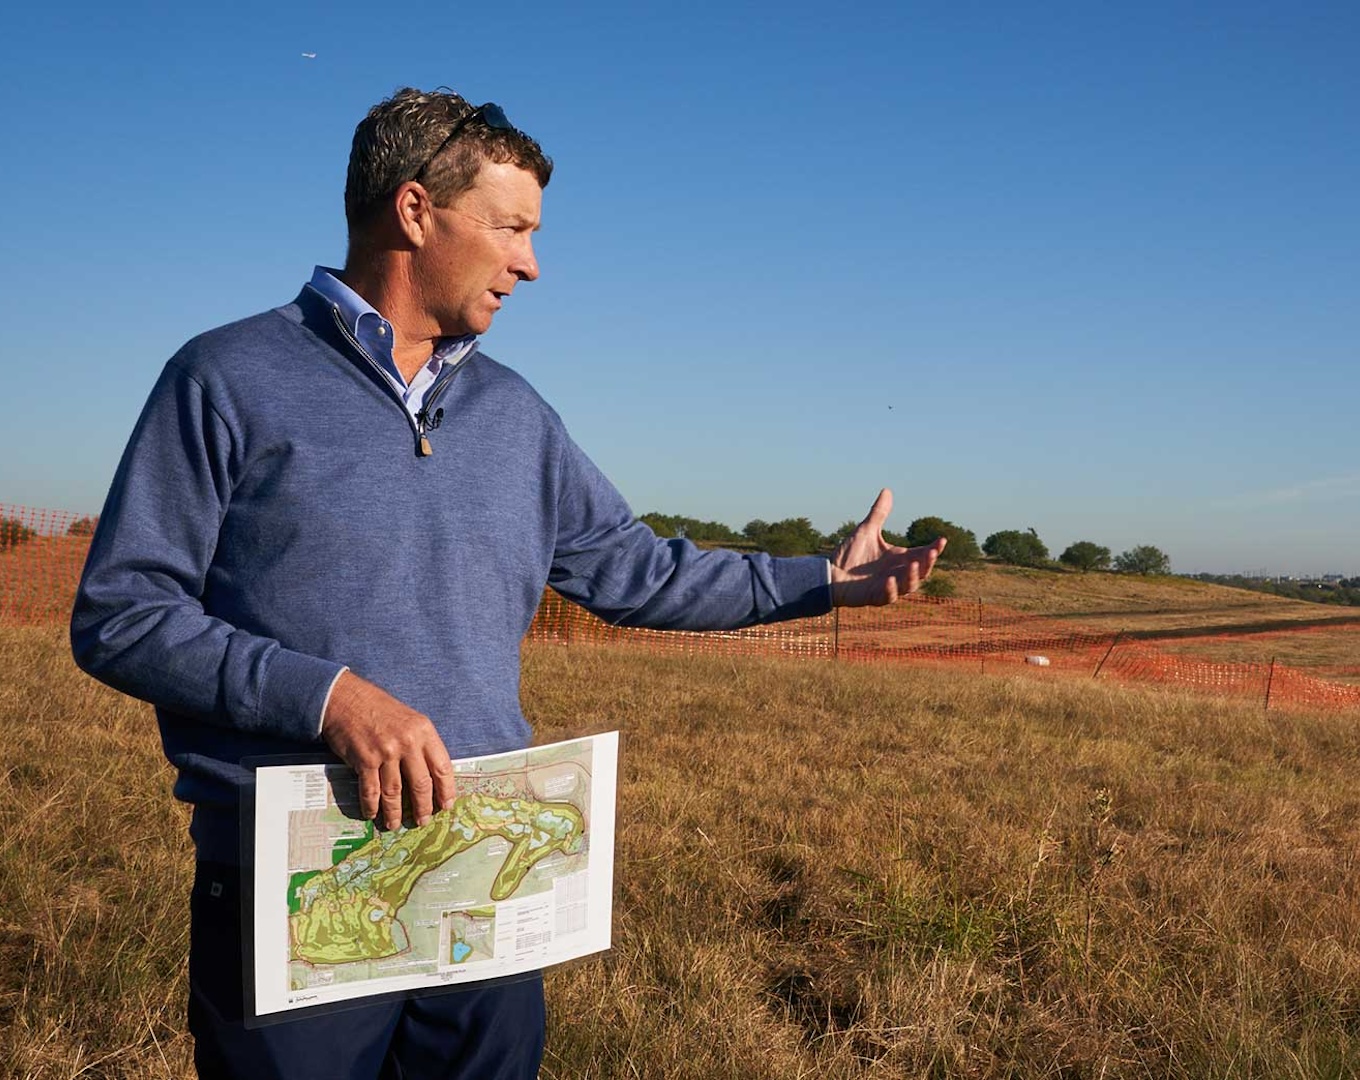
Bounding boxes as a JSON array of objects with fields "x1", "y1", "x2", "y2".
[{"x1": 72, "y1": 285, "x2": 832, "y2": 862}]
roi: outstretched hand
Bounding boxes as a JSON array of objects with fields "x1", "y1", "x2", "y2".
[{"x1": 829, "y1": 489, "x2": 946, "y2": 607}]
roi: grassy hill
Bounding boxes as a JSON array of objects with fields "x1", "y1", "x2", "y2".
[
  {"x1": 930, "y1": 564, "x2": 1360, "y2": 683},
  {"x1": 935, "y1": 563, "x2": 1352, "y2": 623}
]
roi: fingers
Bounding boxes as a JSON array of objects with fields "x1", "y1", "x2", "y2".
[
  {"x1": 356, "y1": 766, "x2": 382, "y2": 824},
  {"x1": 371, "y1": 749, "x2": 452, "y2": 831},
  {"x1": 429, "y1": 752, "x2": 458, "y2": 816},
  {"x1": 862, "y1": 488, "x2": 893, "y2": 531},
  {"x1": 322, "y1": 672, "x2": 455, "y2": 831},
  {"x1": 378, "y1": 759, "x2": 405, "y2": 831},
  {"x1": 881, "y1": 572, "x2": 899, "y2": 606},
  {"x1": 406, "y1": 748, "x2": 458, "y2": 828},
  {"x1": 889, "y1": 539, "x2": 943, "y2": 600},
  {"x1": 832, "y1": 508, "x2": 950, "y2": 607},
  {"x1": 889, "y1": 552, "x2": 919, "y2": 603},
  {"x1": 913, "y1": 539, "x2": 943, "y2": 588},
  {"x1": 404, "y1": 763, "x2": 436, "y2": 829}
]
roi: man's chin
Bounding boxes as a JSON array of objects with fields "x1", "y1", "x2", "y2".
[{"x1": 443, "y1": 316, "x2": 489, "y2": 338}]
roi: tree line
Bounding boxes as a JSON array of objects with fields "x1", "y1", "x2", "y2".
[
  {"x1": 1190, "y1": 573, "x2": 1360, "y2": 608},
  {"x1": 638, "y1": 511, "x2": 1171, "y2": 576},
  {"x1": 0, "y1": 509, "x2": 1182, "y2": 588},
  {"x1": 0, "y1": 515, "x2": 97, "y2": 553}
]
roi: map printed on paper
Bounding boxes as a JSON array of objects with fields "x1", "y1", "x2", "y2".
[{"x1": 252, "y1": 733, "x2": 617, "y2": 1018}]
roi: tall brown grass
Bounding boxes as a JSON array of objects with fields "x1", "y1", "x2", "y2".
[
  {"x1": 0, "y1": 627, "x2": 193, "y2": 1077},
  {"x1": 3, "y1": 628, "x2": 1358, "y2": 1078}
]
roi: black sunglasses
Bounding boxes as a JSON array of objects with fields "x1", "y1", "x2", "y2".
[{"x1": 411, "y1": 102, "x2": 515, "y2": 184}]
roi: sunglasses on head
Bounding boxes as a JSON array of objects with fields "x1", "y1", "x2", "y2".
[{"x1": 411, "y1": 102, "x2": 515, "y2": 185}]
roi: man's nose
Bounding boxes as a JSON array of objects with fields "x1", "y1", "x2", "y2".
[{"x1": 513, "y1": 237, "x2": 539, "y2": 282}]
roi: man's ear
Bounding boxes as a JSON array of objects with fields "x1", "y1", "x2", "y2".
[{"x1": 393, "y1": 181, "x2": 434, "y2": 248}]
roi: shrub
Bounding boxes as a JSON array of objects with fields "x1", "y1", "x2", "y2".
[
  {"x1": 0, "y1": 517, "x2": 36, "y2": 553},
  {"x1": 983, "y1": 528, "x2": 1050, "y2": 567},
  {"x1": 1115, "y1": 545, "x2": 1171, "y2": 575},
  {"x1": 920, "y1": 573, "x2": 956, "y2": 599},
  {"x1": 742, "y1": 517, "x2": 825, "y2": 557},
  {"x1": 906, "y1": 516, "x2": 982, "y2": 567},
  {"x1": 1059, "y1": 541, "x2": 1112, "y2": 572},
  {"x1": 67, "y1": 516, "x2": 98, "y2": 537}
]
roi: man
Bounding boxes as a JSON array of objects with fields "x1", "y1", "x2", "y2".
[{"x1": 71, "y1": 88, "x2": 944, "y2": 1079}]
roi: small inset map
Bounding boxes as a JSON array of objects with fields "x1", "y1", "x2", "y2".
[
  {"x1": 442, "y1": 908, "x2": 496, "y2": 966},
  {"x1": 252, "y1": 734, "x2": 617, "y2": 1018}
]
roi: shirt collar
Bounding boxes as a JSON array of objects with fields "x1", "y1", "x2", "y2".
[{"x1": 307, "y1": 266, "x2": 478, "y2": 376}]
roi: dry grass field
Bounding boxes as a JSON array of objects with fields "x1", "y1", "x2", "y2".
[
  {"x1": 0, "y1": 537, "x2": 89, "y2": 625},
  {"x1": 939, "y1": 565, "x2": 1350, "y2": 624},
  {"x1": 937, "y1": 566, "x2": 1360, "y2": 685},
  {"x1": 4, "y1": 627, "x2": 1360, "y2": 1078}
]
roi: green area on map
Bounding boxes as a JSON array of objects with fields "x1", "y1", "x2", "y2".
[{"x1": 289, "y1": 793, "x2": 585, "y2": 965}]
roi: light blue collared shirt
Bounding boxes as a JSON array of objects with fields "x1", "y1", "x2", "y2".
[{"x1": 308, "y1": 266, "x2": 477, "y2": 421}]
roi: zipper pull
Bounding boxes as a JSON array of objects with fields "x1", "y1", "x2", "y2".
[
  {"x1": 416, "y1": 408, "x2": 432, "y2": 456},
  {"x1": 415, "y1": 406, "x2": 443, "y2": 457}
]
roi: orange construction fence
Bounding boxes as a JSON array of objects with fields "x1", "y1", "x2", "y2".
[
  {"x1": 525, "y1": 591, "x2": 1360, "y2": 712},
  {"x1": 0, "y1": 504, "x2": 97, "y2": 626},
  {"x1": 4, "y1": 502, "x2": 1358, "y2": 713}
]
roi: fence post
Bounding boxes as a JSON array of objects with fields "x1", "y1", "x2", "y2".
[
  {"x1": 1264, "y1": 657, "x2": 1276, "y2": 712},
  {"x1": 1093, "y1": 630, "x2": 1123, "y2": 679},
  {"x1": 832, "y1": 607, "x2": 839, "y2": 661},
  {"x1": 978, "y1": 598, "x2": 985, "y2": 674}
]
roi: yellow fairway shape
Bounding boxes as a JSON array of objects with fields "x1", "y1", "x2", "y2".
[{"x1": 290, "y1": 793, "x2": 585, "y2": 965}]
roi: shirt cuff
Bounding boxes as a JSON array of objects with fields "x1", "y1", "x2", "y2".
[{"x1": 317, "y1": 666, "x2": 350, "y2": 734}]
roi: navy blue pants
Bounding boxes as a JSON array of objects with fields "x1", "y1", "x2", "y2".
[{"x1": 189, "y1": 863, "x2": 546, "y2": 1079}]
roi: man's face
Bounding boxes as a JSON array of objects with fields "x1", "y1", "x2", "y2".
[{"x1": 418, "y1": 160, "x2": 542, "y2": 337}]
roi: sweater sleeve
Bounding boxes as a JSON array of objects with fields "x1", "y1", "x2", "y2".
[
  {"x1": 547, "y1": 431, "x2": 831, "y2": 630},
  {"x1": 70, "y1": 361, "x2": 344, "y2": 743}
]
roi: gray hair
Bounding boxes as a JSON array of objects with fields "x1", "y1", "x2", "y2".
[{"x1": 344, "y1": 87, "x2": 552, "y2": 236}]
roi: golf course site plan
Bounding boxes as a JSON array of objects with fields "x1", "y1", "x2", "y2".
[{"x1": 251, "y1": 732, "x2": 618, "y2": 1018}]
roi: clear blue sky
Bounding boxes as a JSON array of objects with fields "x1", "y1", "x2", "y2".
[{"x1": 2, "y1": 0, "x2": 1356, "y2": 576}]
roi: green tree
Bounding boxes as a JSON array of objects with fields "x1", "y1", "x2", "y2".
[
  {"x1": 824, "y1": 520, "x2": 858, "y2": 549},
  {"x1": 639, "y1": 512, "x2": 676, "y2": 537},
  {"x1": 1059, "y1": 540, "x2": 1111, "y2": 572},
  {"x1": 639, "y1": 513, "x2": 742, "y2": 545},
  {"x1": 743, "y1": 517, "x2": 825, "y2": 557},
  {"x1": 983, "y1": 528, "x2": 1050, "y2": 567},
  {"x1": 67, "y1": 515, "x2": 98, "y2": 537},
  {"x1": 1114, "y1": 545, "x2": 1171, "y2": 575},
  {"x1": 906, "y1": 516, "x2": 981, "y2": 567},
  {"x1": 0, "y1": 517, "x2": 36, "y2": 552}
]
